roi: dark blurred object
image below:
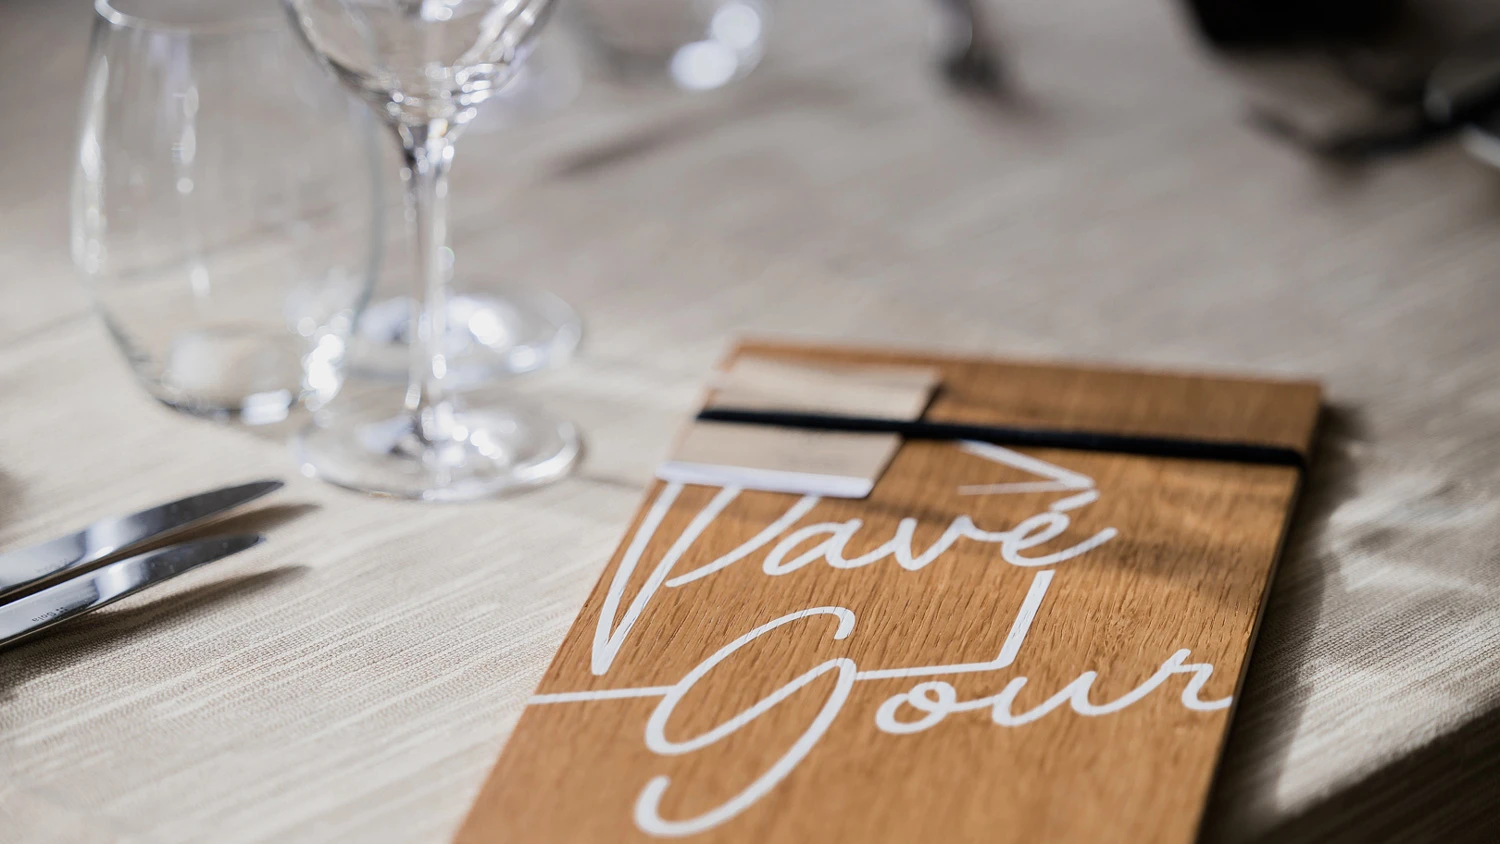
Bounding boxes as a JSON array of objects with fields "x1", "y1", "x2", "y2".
[
  {"x1": 1184, "y1": 0, "x2": 1403, "y2": 47},
  {"x1": 1462, "y1": 109, "x2": 1500, "y2": 166},
  {"x1": 1448, "y1": 29, "x2": 1500, "y2": 165},
  {"x1": 1248, "y1": 31, "x2": 1500, "y2": 160},
  {"x1": 1427, "y1": 27, "x2": 1500, "y2": 121},
  {"x1": 1184, "y1": 0, "x2": 1500, "y2": 163},
  {"x1": 931, "y1": 0, "x2": 1005, "y2": 97}
]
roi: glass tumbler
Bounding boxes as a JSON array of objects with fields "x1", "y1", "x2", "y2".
[
  {"x1": 72, "y1": 0, "x2": 381, "y2": 424},
  {"x1": 570, "y1": 0, "x2": 770, "y2": 91}
]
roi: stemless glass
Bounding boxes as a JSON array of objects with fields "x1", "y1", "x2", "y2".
[
  {"x1": 73, "y1": 0, "x2": 380, "y2": 423},
  {"x1": 570, "y1": 0, "x2": 770, "y2": 91},
  {"x1": 283, "y1": 0, "x2": 580, "y2": 500}
]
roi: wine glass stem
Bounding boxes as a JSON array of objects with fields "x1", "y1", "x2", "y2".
[{"x1": 397, "y1": 121, "x2": 458, "y2": 445}]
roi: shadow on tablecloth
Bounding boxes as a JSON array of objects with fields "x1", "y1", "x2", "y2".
[
  {"x1": 0, "y1": 564, "x2": 310, "y2": 706},
  {"x1": 1203, "y1": 404, "x2": 1500, "y2": 843}
]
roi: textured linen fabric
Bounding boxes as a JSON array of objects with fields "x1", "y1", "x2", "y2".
[{"x1": 3, "y1": 0, "x2": 1500, "y2": 841}]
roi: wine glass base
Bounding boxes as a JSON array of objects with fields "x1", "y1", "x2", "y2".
[
  {"x1": 350, "y1": 282, "x2": 583, "y2": 385},
  {"x1": 295, "y1": 397, "x2": 581, "y2": 501}
]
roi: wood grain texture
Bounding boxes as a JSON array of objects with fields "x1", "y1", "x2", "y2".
[
  {"x1": 660, "y1": 356, "x2": 940, "y2": 497},
  {"x1": 730, "y1": 340, "x2": 1323, "y2": 455},
  {"x1": 457, "y1": 341, "x2": 1320, "y2": 843}
]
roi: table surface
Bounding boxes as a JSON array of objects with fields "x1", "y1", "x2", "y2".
[{"x1": 4, "y1": 1, "x2": 1500, "y2": 842}]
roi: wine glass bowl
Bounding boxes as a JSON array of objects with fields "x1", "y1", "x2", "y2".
[
  {"x1": 285, "y1": 0, "x2": 557, "y2": 127},
  {"x1": 284, "y1": 0, "x2": 580, "y2": 501}
]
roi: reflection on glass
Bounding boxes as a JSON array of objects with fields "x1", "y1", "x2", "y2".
[
  {"x1": 283, "y1": 0, "x2": 580, "y2": 500},
  {"x1": 71, "y1": 0, "x2": 381, "y2": 423}
]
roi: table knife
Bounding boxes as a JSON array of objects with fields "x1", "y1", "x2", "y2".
[
  {"x1": 0, "y1": 480, "x2": 281, "y2": 599},
  {"x1": 0, "y1": 535, "x2": 263, "y2": 648}
]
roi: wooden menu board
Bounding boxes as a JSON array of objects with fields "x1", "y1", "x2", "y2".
[{"x1": 458, "y1": 341, "x2": 1322, "y2": 844}]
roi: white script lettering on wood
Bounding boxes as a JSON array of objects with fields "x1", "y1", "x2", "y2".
[{"x1": 530, "y1": 443, "x2": 1233, "y2": 838}]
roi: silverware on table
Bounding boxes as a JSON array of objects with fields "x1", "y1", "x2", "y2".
[
  {"x1": 0, "y1": 536, "x2": 263, "y2": 648},
  {"x1": 0, "y1": 480, "x2": 280, "y2": 599},
  {"x1": 0, "y1": 481, "x2": 280, "y2": 648}
]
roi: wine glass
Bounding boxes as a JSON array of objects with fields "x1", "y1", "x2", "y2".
[
  {"x1": 350, "y1": 27, "x2": 585, "y2": 386},
  {"x1": 283, "y1": 0, "x2": 580, "y2": 501}
]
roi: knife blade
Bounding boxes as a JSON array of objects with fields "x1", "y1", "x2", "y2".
[
  {"x1": 0, "y1": 535, "x2": 264, "y2": 648},
  {"x1": 0, "y1": 480, "x2": 282, "y2": 599}
]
